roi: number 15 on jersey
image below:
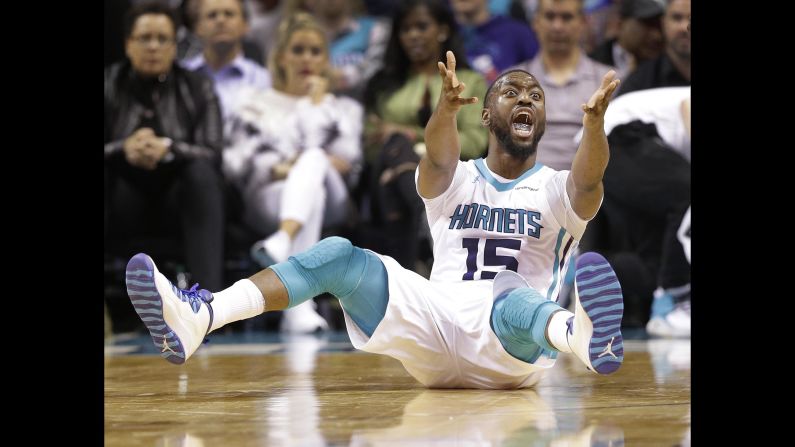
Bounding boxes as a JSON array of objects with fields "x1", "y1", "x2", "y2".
[{"x1": 462, "y1": 238, "x2": 522, "y2": 280}]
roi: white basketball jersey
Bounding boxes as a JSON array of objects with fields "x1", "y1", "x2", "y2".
[{"x1": 420, "y1": 158, "x2": 591, "y2": 302}]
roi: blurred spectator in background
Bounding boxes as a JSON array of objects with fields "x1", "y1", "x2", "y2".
[
  {"x1": 616, "y1": 0, "x2": 689, "y2": 96},
  {"x1": 588, "y1": 0, "x2": 663, "y2": 80},
  {"x1": 579, "y1": 0, "x2": 618, "y2": 53},
  {"x1": 311, "y1": 0, "x2": 391, "y2": 100},
  {"x1": 511, "y1": 0, "x2": 614, "y2": 171},
  {"x1": 450, "y1": 0, "x2": 539, "y2": 83},
  {"x1": 361, "y1": 0, "x2": 488, "y2": 270},
  {"x1": 224, "y1": 13, "x2": 363, "y2": 332},
  {"x1": 245, "y1": 0, "x2": 284, "y2": 62},
  {"x1": 177, "y1": 0, "x2": 265, "y2": 64},
  {"x1": 575, "y1": 86, "x2": 690, "y2": 333},
  {"x1": 183, "y1": 0, "x2": 271, "y2": 124},
  {"x1": 520, "y1": 0, "x2": 615, "y2": 53},
  {"x1": 105, "y1": 1, "x2": 226, "y2": 292}
]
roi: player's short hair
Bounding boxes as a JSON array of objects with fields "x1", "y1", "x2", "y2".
[{"x1": 484, "y1": 69, "x2": 535, "y2": 109}]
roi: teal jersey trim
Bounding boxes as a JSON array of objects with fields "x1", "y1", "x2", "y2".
[
  {"x1": 473, "y1": 158, "x2": 545, "y2": 192},
  {"x1": 546, "y1": 229, "x2": 567, "y2": 301}
]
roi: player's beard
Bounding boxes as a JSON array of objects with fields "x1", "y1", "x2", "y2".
[{"x1": 490, "y1": 118, "x2": 544, "y2": 161}]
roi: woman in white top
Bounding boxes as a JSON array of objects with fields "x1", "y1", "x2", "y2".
[{"x1": 224, "y1": 12, "x2": 363, "y2": 332}]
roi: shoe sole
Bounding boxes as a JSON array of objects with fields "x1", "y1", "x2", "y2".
[
  {"x1": 575, "y1": 252, "x2": 624, "y2": 374},
  {"x1": 125, "y1": 254, "x2": 187, "y2": 365}
]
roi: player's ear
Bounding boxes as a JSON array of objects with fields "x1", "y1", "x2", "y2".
[{"x1": 481, "y1": 108, "x2": 490, "y2": 127}]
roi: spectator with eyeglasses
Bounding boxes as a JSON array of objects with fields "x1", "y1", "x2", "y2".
[{"x1": 104, "y1": 0, "x2": 226, "y2": 293}]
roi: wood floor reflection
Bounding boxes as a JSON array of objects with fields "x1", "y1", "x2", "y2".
[{"x1": 105, "y1": 336, "x2": 690, "y2": 446}]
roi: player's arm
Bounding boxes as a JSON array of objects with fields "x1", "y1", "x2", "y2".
[
  {"x1": 418, "y1": 51, "x2": 479, "y2": 199},
  {"x1": 567, "y1": 70, "x2": 620, "y2": 220}
]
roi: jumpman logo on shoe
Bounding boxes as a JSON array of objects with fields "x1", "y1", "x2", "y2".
[
  {"x1": 161, "y1": 338, "x2": 176, "y2": 354},
  {"x1": 597, "y1": 337, "x2": 617, "y2": 359},
  {"x1": 565, "y1": 316, "x2": 574, "y2": 351}
]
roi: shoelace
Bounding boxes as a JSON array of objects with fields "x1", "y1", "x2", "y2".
[
  {"x1": 174, "y1": 283, "x2": 214, "y2": 313},
  {"x1": 173, "y1": 283, "x2": 215, "y2": 340}
]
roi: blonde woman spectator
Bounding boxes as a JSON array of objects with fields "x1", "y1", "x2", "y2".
[{"x1": 224, "y1": 12, "x2": 363, "y2": 332}]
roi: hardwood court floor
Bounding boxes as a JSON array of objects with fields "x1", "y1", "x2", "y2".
[{"x1": 105, "y1": 334, "x2": 690, "y2": 446}]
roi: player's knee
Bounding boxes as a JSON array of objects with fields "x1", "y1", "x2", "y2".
[
  {"x1": 288, "y1": 236, "x2": 385, "y2": 299},
  {"x1": 273, "y1": 237, "x2": 361, "y2": 305},
  {"x1": 493, "y1": 289, "x2": 547, "y2": 330},
  {"x1": 288, "y1": 236, "x2": 360, "y2": 297},
  {"x1": 291, "y1": 236, "x2": 354, "y2": 269}
]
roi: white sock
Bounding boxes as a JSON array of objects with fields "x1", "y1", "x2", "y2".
[
  {"x1": 547, "y1": 310, "x2": 575, "y2": 353},
  {"x1": 209, "y1": 279, "x2": 265, "y2": 332},
  {"x1": 265, "y1": 230, "x2": 292, "y2": 263}
]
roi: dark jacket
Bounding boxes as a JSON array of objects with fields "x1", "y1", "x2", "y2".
[
  {"x1": 588, "y1": 38, "x2": 617, "y2": 67},
  {"x1": 104, "y1": 60, "x2": 223, "y2": 167},
  {"x1": 615, "y1": 53, "x2": 689, "y2": 97}
]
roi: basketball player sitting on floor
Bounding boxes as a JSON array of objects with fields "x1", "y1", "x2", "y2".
[{"x1": 125, "y1": 51, "x2": 624, "y2": 389}]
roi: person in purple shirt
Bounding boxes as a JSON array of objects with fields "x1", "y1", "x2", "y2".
[
  {"x1": 451, "y1": 0, "x2": 538, "y2": 83},
  {"x1": 181, "y1": 0, "x2": 271, "y2": 124}
]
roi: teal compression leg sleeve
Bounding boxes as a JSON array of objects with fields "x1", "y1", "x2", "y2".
[
  {"x1": 269, "y1": 237, "x2": 389, "y2": 337},
  {"x1": 491, "y1": 287, "x2": 563, "y2": 363}
]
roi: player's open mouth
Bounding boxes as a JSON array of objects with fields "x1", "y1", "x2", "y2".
[{"x1": 511, "y1": 109, "x2": 533, "y2": 138}]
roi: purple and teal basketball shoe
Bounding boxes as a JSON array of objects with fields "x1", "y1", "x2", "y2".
[
  {"x1": 125, "y1": 253, "x2": 214, "y2": 364},
  {"x1": 569, "y1": 252, "x2": 624, "y2": 374}
]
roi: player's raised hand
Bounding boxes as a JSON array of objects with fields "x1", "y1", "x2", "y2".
[
  {"x1": 582, "y1": 70, "x2": 620, "y2": 126},
  {"x1": 436, "y1": 50, "x2": 478, "y2": 113}
]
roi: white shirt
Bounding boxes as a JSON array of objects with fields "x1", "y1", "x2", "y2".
[
  {"x1": 574, "y1": 86, "x2": 691, "y2": 161},
  {"x1": 181, "y1": 54, "x2": 271, "y2": 122},
  {"x1": 223, "y1": 88, "x2": 363, "y2": 189}
]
